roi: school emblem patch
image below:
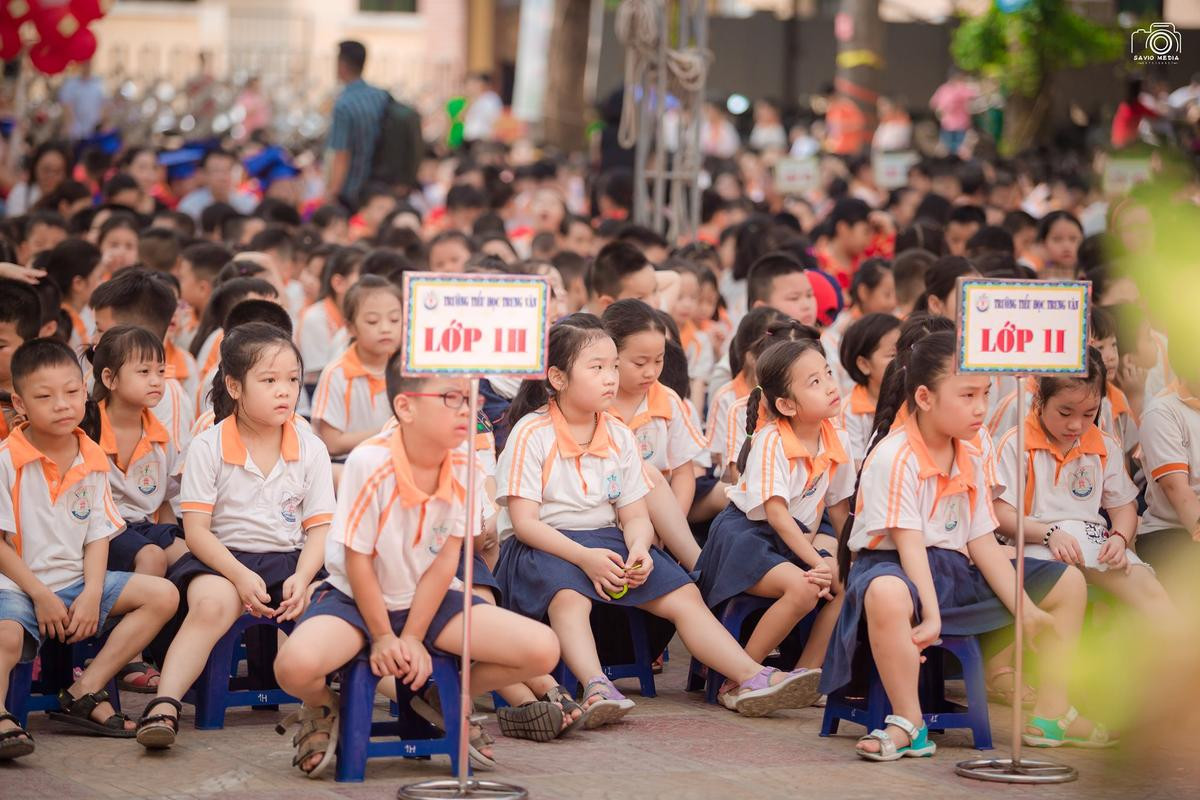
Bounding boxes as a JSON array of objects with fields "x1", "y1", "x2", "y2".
[
  {"x1": 70, "y1": 487, "x2": 92, "y2": 521},
  {"x1": 943, "y1": 496, "x2": 961, "y2": 533},
  {"x1": 1069, "y1": 465, "x2": 1094, "y2": 499},
  {"x1": 135, "y1": 463, "x2": 158, "y2": 495},
  {"x1": 636, "y1": 430, "x2": 655, "y2": 461},
  {"x1": 801, "y1": 480, "x2": 820, "y2": 499},
  {"x1": 605, "y1": 473, "x2": 622, "y2": 501},
  {"x1": 427, "y1": 523, "x2": 450, "y2": 554},
  {"x1": 280, "y1": 494, "x2": 300, "y2": 525}
]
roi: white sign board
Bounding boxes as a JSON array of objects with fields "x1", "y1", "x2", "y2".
[
  {"x1": 774, "y1": 157, "x2": 821, "y2": 195},
  {"x1": 1102, "y1": 157, "x2": 1153, "y2": 195},
  {"x1": 873, "y1": 151, "x2": 919, "y2": 190},
  {"x1": 956, "y1": 278, "x2": 1090, "y2": 376},
  {"x1": 401, "y1": 272, "x2": 550, "y2": 377}
]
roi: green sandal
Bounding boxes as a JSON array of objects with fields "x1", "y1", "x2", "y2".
[
  {"x1": 856, "y1": 714, "x2": 937, "y2": 762},
  {"x1": 1023, "y1": 706, "x2": 1117, "y2": 749}
]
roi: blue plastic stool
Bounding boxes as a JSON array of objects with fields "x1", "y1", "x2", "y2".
[
  {"x1": 5, "y1": 638, "x2": 122, "y2": 728},
  {"x1": 820, "y1": 634, "x2": 993, "y2": 749},
  {"x1": 685, "y1": 594, "x2": 820, "y2": 705},
  {"x1": 183, "y1": 613, "x2": 297, "y2": 730},
  {"x1": 335, "y1": 651, "x2": 464, "y2": 782}
]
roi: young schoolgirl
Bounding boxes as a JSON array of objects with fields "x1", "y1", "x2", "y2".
[
  {"x1": 993, "y1": 350, "x2": 1174, "y2": 618},
  {"x1": 85, "y1": 326, "x2": 188, "y2": 693},
  {"x1": 0, "y1": 339, "x2": 178, "y2": 757},
  {"x1": 696, "y1": 338, "x2": 854, "y2": 704},
  {"x1": 495, "y1": 317, "x2": 823, "y2": 725},
  {"x1": 822, "y1": 259, "x2": 896, "y2": 395},
  {"x1": 663, "y1": 258, "x2": 714, "y2": 407},
  {"x1": 823, "y1": 331, "x2": 1107, "y2": 762},
  {"x1": 191, "y1": 277, "x2": 281, "y2": 412},
  {"x1": 298, "y1": 246, "x2": 364, "y2": 384},
  {"x1": 41, "y1": 238, "x2": 103, "y2": 351},
  {"x1": 1088, "y1": 307, "x2": 1139, "y2": 459},
  {"x1": 97, "y1": 213, "x2": 141, "y2": 275},
  {"x1": 136, "y1": 323, "x2": 335, "y2": 749},
  {"x1": 1036, "y1": 210, "x2": 1084, "y2": 280},
  {"x1": 312, "y1": 276, "x2": 402, "y2": 457},
  {"x1": 838, "y1": 313, "x2": 902, "y2": 467}
]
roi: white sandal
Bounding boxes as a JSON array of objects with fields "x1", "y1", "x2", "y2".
[{"x1": 855, "y1": 714, "x2": 937, "y2": 762}]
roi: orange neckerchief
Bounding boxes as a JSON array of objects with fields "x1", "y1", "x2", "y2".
[
  {"x1": 612, "y1": 381, "x2": 674, "y2": 432},
  {"x1": 773, "y1": 417, "x2": 849, "y2": 491},
  {"x1": 1020, "y1": 410, "x2": 1108, "y2": 515}
]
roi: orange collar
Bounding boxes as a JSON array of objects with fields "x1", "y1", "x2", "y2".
[
  {"x1": 548, "y1": 400, "x2": 614, "y2": 459},
  {"x1": 902, "y1": 414, "x2": 977, "y2": 515},
  {"x1": 890, "y1": 403, "x2": 910, "y2": 430},
  {"x1": 679, "y1": 320, "x2": 697, "y2": 352},
  {"x1": 202, "y1": 329, "x2": 224, "y2": 375},
  {"x1": 98, "y1": 402, "x2": 170, "y2": 473},
  {"x1": 1021, "y1": 410, "x2": 1108, "y2": 513},
  {"x1": 614, "y1": 381, "x2": 674, "y2": 431},
  {"x1": 339, "y1": 344, "x2": 387, "y2": 401},
  {"x1": 774, "y1": 417, "x2": 848, "y2": 490},
  {"x1": 849, "y1": 384, "x2": 876, "y2": 415},
  {"x1": 1106, "y1": 382, "x2": 1136, "y2": 422},
  {"x1": 387, "y1": 425, "x2": 465, "y2": 510},
  {"x1": 7, "y1": 424, "x2": 110, "y2": 501},
  {"x1": 164, "y1": 340, "x2": 190, "y2": 382},
  {"x1": 218, "y1": 416, "x2": 300, "y2": 466},
  {"x1": 323, "y1": 297, "x2": 345, "y2": 333},
  {"x1": 731, "y1": 373, "x2": 751, "y2": 400},
  {"x1": 62, "y1": 303, "x2": 89, "y2": 345}
]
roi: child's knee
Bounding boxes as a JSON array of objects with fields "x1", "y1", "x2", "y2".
[
  {"x1": 782, "y1": 577, "x2": 821, "y2": 610},
  {"x1": 0, "y1": 621, "x2": 25, "y2": 660},
  {"x1": 1056, "y1": 564, "x2": 1088, "y2": 600},
  {"x1": 864, "y1": 576, "x2": 911, "y2": 617},
  {"x1": 131, "y1": 575, "x2": 180, "y2": 618},
  {"x1": 133, "y1": 545, "x2": 168, "y2": 577},
  {"x1": 274, "y1": 642, "x2": 323, "y2": 687},
  {"x1": 548, "y1": 589, "x2": 591, "y2": 617},
  {"x1": 524, "y1": 624, "x2": 561, "y2": 674},
  {"x1": 189, "y1": 590, "x2": 238, "y2": 627}
]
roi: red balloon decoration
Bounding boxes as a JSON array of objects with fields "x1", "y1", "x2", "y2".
[{"x1": 1, "y1": 0, "x2": 109, "y2": 75}]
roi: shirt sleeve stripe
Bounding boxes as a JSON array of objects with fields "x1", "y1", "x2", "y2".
[
  {"x1": 180, "y1": 501, "x2": 213, "y2": 513},
  {"x1": 1150, "y1": 462, "x2": 1189, "y2": 479}
]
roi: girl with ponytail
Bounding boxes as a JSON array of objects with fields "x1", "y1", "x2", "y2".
[
  {"x1": 821, "y1": 330, "x2": 1104, "y2": 762},
  {"x1": 695, "y1": 337, "x2": 853, "y2": 708}
]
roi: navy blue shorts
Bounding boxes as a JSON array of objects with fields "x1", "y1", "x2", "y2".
[
  {"x1": 458, "y1": 552, "x2": 501, "y2": 604},
  {"x1": 168, "y1": 549, "x2": 311, "y2": 606},
  {"x1": 695, "y1": 504, "x2": 814, "y2": 609},
  {"x1": 300, "y1": 583, "x2": 483, "y2": 649},
  {"x1": 107, "y1": 521, "x2": 182, "y2": 572}
]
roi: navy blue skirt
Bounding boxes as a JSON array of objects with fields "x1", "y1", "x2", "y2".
[
  {"x1": 819, "y1": 547, "x2": 1068, "y2": 695},
  {"x1": 696, "y1": 505, "x2": 820, "y2": 609},
  {"x1": 107, "y1": 520, "x2": 182, "y2": 572},
  {"x1": 494, "y1": 527, "x2": 693, "y2": 620},
  {"x1": 458, "y1": 552, "x2": 502, "y2": 604},
  {"x1": 167, "y1": 549, "x2": 324, "y2": 606},
  {"x1": 301, "y1": 583, "x2": 482, "y2": 650}
]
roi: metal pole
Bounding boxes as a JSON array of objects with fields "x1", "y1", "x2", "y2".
[
  {"x1": 956, "y1": 375, "x2": 1076, "y2": 784},
  {"x1": 398, "y1": 377, "x2": 528, "y2": 800}
]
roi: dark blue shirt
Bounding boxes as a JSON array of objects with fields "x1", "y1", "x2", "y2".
[{"x1": 328, "y1": 78, "x2": 390, "y2": 204}]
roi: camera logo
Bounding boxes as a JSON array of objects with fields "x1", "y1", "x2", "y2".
[{"x1": 1131, "y1": 22, "x2": 1181, "y2": 63}]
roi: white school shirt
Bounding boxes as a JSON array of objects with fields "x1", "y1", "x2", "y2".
[
  {"x1": 179, "y1": 417, "x2": 335, "y2": 552},
  {"x1": 847, "y1": 415, "x2": 998, "y2": 553},
  {"x1": 98, "y1": 405, "x2": 183, "y2": 524},
  {"x1": 325, "y1": 427, "x2": 487, "y2": 610},
  {"x1": 839, "y1": 384, "x2": 877, "y2": 465},
  {"x1": 153, "y1": 377, "x2": 194, "y2": 455},
  {"x1": 680, "y1": 322, "x2": 714, "y2": 384},
  {"x1": 311, "y1": 344, "x2": 392, "y2": 434},
  {"x1": 995, "y1": 413, "x2": 1137, "y2": 528},
  {"x1": 1138, "y1": 384, "x2": 1200, "y2": 535},
  {"x1": 62, "y1": 305, "x2": 94, "y2": 353},
  {"x1": 164, "y1": 341, "x2": 201, "y2": 406},
  {"x1": 728, "y1": 418, "x2": 854, "y2": 529},
  {"x1": 191, "y1": 409, "x2": 313, "y2": 439},
  {"x1": 609, "y1": 382, "x2": 707, "y2": 474},
  {"x1": 297, "y1": 297, "x2": 350, "y2": 377},
  {"x1": 496, "y1": 402, "x2": 653, "y2": 539},
  {"x1": 0, "y1": 427, "x2": 124, "y2": 593},
  {"x1": 684, "y1": 399, "x2": 712, "y2": 470},
  {"x1": 1096, "y1": 384, "x2": 1139, "y2": 456},
  {"x1": 194, "y1": 329, "x2": 223, "y2": 383},
  {"x1": 821, "y1": 313, "x2": 857, "y2": 397},
  {"x1": 706, "y1": 375, "x2": 750, "y2": 477}
]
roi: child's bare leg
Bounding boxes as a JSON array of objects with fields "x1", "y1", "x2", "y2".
[
  {"x1": 469, "y1": 586, "x2": 557, "y2": 710},
  {"x1": 0, "y1": 620, "x2": 29, "y2": 741},
  {"x1": 1088, "y1": 565, "x2": 1179, "y2": 624},
  {"x1": 151, "y1": 575, "x2": 244, "y2": 719},
  {"x1": 1031, "y1": 566, "x2": 1108, "y2": 738},
  {"x1": 743, "y1": 562, "x2": 821, "y2": 663},
  {"x1": 274, "y1": 615, "x2": 367, "y2": 773},
  {"x1": 433, "y1": 604, "x2": 560, "y2": 694},
  {"x1": 546, "y1": 589, "x2": 605, "y2": 705},
  {"x1": 796, "y1": 592, "x2": 843, "y2": 670},
  {"x1": 687, "y1": 482, "x2": 730, "y2": 524},
  {"x1": 644, "y1": 471, "x2": 702, "y2": 570},
  {"x1": 163, "y1": 538, "x2": 189, "y2": 566},
  {"x1": 639, "y1": 583, "x2": 763, "y2": 685},
  {"x1": 69, "y1": 575, "x2": 179, "y2": 730},
  {"x1": 133, "y1": 545, "x2": 168, "y2": 578},
  {"x1": 858, "y1": 576, "x2": 921, "y2": 753}
]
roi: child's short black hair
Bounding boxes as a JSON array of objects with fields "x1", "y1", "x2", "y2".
[
  {"x1": 89, "y1": 268, "x2": 176, "y2": 339},
  {"x1": 445, "y1": 184, "x2": 487, "y2": 211},
  {"x1": 840, "y1": 312, "x2": 902, "y2": 386},
  {"x1": 0, "y1": 278, "x2": 51, "y2": 342},
  {"x1": 616, "y1": 223, "x2": 669, "y2": 254},
  {"x1": 1002, "y1": 209, "x2": 1038, "y2": 236},
  {"x1": 966, "y1": 225, "x2": 1014, "y2": 256},
  {"x1": 587, "y1": 241, "x2": 649, "y2": 299},
  {"x1": 550, "y1": 250, "x2": 586, "y2": 287},
  {"x1": 200, "y1": 201, "x2": 239, "y2": 237},
  {"x1": 1090, "y1": 305, "x2": 1117, "y2": 342},
  {"x1": 224, "y1": 297, "x2": 294, "y2": 336},
  {"x1": 138, "y1": 226, "x2": 183, "y2": 271},
  {"x1": 181, "y1": 242, "x2": 233, "y2": 283},
  {"x1": 947, "y1": 204, "x2": 987, "y2": 228},
  {"x1": 247, "y1": 225, "x2": 295, "y2": 257},
  {"x1": 254, "y1": 198, "x2": 302, "y2": 228},
  {"x1": 11, "y1": 337, "x2": 82, "y2": 394},
  {"x1": 730, "y1": 305, "x2": 785, "y2": 378},
  {"x1": 829, "y1": 197, "x2": 871, "y2": 234},
  {"x1": 40, "y1": 238, "x2": 102, "y2": 299},
  {"x1": 20, "y1": 209, "x2": 67, "y2": 243},
  {"x1": 385, "y1": 347, "x2": 428, "y2": 404},
  {"x1": 747, "y1": 252, "x2": 806, "y2": 307},
  {"x1": 311, "y1": 204, "x2": 349, "y2": 230}
]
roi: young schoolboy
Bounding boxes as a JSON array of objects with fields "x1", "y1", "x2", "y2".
[
  {"x1": 0, "y1": 280, "x2": 43, "y2": 440},
  {"x1": 40, "y1": 239, "x2": 104, "y2": 351},
  {"x1": 814, "y1": 198, "x2": 872, "y2": 290},
  {"x1": 583, "y1": 241, "x2": 659, "y2": 315},
  {"x1": 174, "y1": 242, "x2": 234, "y2": 345},
  {"x1": 0, "y1": 339, "x2": 178, "y2": 758},
  {"x1": 16, "y1": 210, "x2": 68, "y2": 267}
]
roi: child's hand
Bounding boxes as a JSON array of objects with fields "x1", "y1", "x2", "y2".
[
  {"x1": 579, "y1": 548, "x2": 627, "y2": 600},
  {"x1": 1098, "y1": 536, "x2": 1129, "y2": 573},
  {"x1": 65, "y1": 587, "x2": 101, "y2": 644},
  {"x1": 821, "y1": 553, "x2": 843, "y2": 596},
  {"x1": 624, "y1": 546, "x2": 653, "y2": 589},
  {"x1": 1024, "y1": 605, "x2": 1059, "y2": 649},
  {"x1": 911, "y1": 615, "x2": 941, "y2": 652},
  {"x1": 369, "y1": 632, "x2": 410, "y2": 678},
  {"x1": 805, "y1": 559, "x2": 835, "y2": 600},
  {"x1": 396, "y1": 634, "x2": 433, "y2": 690},
  {"x1": 275, "y1": 574, "x2": 311, "y2": 621},
  {"x1": 33, "y1": 588, "x2": 70, "y2": 641},
  {"x1": 1046, "y1": 529, "x2": 1084, "y2": 566},
  {"x1": 234, "y1": 569, "x2": 275, "y2": 618}
]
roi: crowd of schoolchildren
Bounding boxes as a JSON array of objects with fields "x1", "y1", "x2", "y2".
[{"x1": 0, "y1": 138, "x2": 1197, "y2": 776}]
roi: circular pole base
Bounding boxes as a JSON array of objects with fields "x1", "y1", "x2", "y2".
[
  {"x1": 397, "y1": 779, "x2": 529, "y2": 800},
  {"x1": 956, "y1": 756, "x2": 1078, "y2": 784}
]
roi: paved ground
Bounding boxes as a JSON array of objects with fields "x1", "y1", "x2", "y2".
[{"x1": 3, "y1": 640, "x2": 1192, "y2": 800}]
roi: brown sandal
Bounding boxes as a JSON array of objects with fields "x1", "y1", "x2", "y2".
[
  {"x1": 47, "y1": 689, "x2": 135, "y2": 738},
  {"x1": 0, "y1": 713, "x2": 35, "y2": 760},
  {"x1": 136, "y1": 697, "x2": 182, "y2": 749},
  {"x1": 276, "y1": 694, "x2": 339, "y2": 779}
]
